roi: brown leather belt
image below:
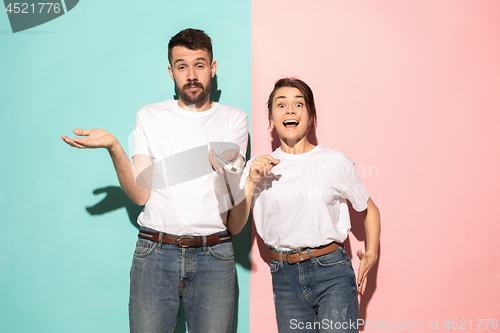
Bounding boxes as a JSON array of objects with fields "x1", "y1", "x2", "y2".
[
  {"x1": 138, "y1": 231, "x2": 231, "y2": 248},
  {"x1": 270, "y1": 241, "x2": 343, "y2": 264}
]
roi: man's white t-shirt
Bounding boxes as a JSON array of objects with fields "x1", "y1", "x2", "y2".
[
  {"x1": 132, "y1": 100, "x2": 248, "y2": 236},
  {"x1": 243, "y1": 145, "x2": 369, "y2": 251}
]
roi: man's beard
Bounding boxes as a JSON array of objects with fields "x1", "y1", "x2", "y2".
[{"x1": 176, "y1": 80, "x2": 211, "y2": 105}]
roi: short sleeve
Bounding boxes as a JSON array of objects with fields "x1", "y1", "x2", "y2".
[
  {"x1": 343, "y1": 164, "x2": 370, "y2": 212},
  {"x1": 224, "y1": 111, "x2": 248, "y2": 160},
  {"x1": 132, "y1": 108, "x2": 154, "y2": 158},
  {"x1": 234, "y1": 156, "x2": 256, "y2": 208}
]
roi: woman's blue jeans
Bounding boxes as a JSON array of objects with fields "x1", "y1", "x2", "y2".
[
  {"x1": 129, "y1": 227, "x2": 235, "y2": 333},
  {"x1": 270, "y1": 246, "x2": 359, "y2": 333}
]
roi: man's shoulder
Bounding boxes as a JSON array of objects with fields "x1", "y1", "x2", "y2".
[
  {"x1": 138, "y1": 100, "x2": 175, "y2": 113},
  {"x1": 213, "y1": 102, "x2": 247, "y2": 120},
  {"x1": 134, "y1": 100, "x2": 179, "y2": 122}
]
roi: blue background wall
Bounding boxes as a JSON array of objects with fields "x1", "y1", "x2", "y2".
[{"x1": 0, "y1": 1, "x2": 251, "y2": 332}]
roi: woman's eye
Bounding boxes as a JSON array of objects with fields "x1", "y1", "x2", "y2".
[
  {"x1": 277, "y1": 104, "x2": 285, "y2": 108},
  {"x1": 296, "y1": 103, "x2": 303, "y2": 107}
]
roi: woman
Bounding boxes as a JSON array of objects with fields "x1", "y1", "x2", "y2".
[{"x1": 228, "y1": 78, "x2": 380, "y2": 333}]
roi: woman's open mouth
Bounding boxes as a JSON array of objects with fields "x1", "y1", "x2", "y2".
[{"x1": 283, "y1": 119, "x2": 299, "y2": 129}]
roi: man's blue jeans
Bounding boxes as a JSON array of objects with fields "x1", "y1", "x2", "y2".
[
  {"x1": 129, "y1": 227, "x2": 235, "y2": 333},
  {"x1": 270, "y1": 246, "x2": 359, "y2": 333}
]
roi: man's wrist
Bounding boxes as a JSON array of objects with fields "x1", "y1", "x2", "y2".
[{"x1": 107, "y1": 137, "x2": 121, "y2": 154}]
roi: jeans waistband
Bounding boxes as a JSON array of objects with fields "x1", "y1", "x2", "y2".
[
  {"x1": 138, "y1": 226, "x2": 231, "y2": 238},
  {"x1": 270, "y1": 241, "x2": 344, "y2": 264},
  {"x1": 270, "y1": 243, "x2": 343, "y2": 254}
]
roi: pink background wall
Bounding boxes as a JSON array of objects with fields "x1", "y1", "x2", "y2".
[{"x1": 250, "y1": 1, "x2": 500, "y2": 331}]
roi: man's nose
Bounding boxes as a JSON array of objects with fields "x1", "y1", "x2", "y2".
[{"x1": 187, "y1": 67, "x2": 197, "y2": 81}]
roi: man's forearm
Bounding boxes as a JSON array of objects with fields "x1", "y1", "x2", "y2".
[{"x1": 108, "y1": 142, "x2": 151, "y2": 206}]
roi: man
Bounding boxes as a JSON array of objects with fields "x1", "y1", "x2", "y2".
[{"x1": 62, "y1": 28, "x2": 248, "y2": 333}]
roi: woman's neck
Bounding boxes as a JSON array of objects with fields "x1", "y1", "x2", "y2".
[{"x1": 280, "y1": 138, "x2": 316, "y2": 155}]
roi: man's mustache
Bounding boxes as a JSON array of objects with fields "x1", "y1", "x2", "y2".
[{"x1": 183, "y1": 82, "x2": 204, "y2": 90}]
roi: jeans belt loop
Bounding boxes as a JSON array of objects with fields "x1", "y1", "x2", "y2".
[
  {"x1": 286, "y1": 252, "x2": 293, "y2": 265},
  {"x1": 306, "y1": 249, "x2": 314, "y2": 263},
  {"x1": 202, "y1": 236, "x2": 207, "y2": 252},
  {"x1": 279, "y1": 250, "x2": 284, "y2": 267},
  {"x1": 157, "y1": 232, "x2": 163, "y2": 249}
]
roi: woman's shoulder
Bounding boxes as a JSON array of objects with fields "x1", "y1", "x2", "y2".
[{"x1": 314, "y1": 145, "x2": 355, "y2": 166}]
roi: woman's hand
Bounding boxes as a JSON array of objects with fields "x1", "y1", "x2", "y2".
[
  {"x1": 248, "y1": 155, "x2": 280, "y2": 183},
  {"x1": 356, "y1": 250, "x2": 378, "y2": 294},
  {"x1": 62, "y1": 128, "x2": 117, "y2": 150},
  {"x1": 357, "y1": 197, "x2": 381, "y2": 295}
]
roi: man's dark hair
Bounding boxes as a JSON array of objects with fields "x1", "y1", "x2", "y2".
[{"x1": 168, "y1": 28, "x2": 213, "y2": 64}]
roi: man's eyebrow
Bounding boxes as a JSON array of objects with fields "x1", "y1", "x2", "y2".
[{"x1": 173, "y1": 57, "x2": 208, "y2": 65}]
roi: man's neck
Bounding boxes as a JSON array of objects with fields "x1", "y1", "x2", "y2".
[{"x1": 177, "y1": 98, "x2": 213, "y2": 112}]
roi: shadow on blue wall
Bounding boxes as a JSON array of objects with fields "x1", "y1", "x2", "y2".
[{"x1": 86, "y1": 186, "x2": 142, "y2": 228}]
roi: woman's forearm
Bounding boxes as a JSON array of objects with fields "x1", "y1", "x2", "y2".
[
  {"x1": 227, "y1": 177, "x2": 257, "y2": 234},
  {"x1": 364, "y1": 197, "x2": 381, "y2": 256}
]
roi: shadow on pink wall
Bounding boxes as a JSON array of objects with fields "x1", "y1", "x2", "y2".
[{"x1": 345, "y1": 202, "x2": 381, "y2": 330}]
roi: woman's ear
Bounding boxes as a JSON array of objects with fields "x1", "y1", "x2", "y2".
[{"x1": 308, "y1": 117, "x2": 314, "y2": 126}]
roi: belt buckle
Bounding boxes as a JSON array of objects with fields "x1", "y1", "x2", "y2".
[
  {"x1": 286, "y1": 250, "x2": 305, "y2": 264},
  {"x1": 177, "y1": 236, "x2": 190, "y2": 248},
  {"x1": 286, "y1": 251, "x2": 303, "y2": 264}
]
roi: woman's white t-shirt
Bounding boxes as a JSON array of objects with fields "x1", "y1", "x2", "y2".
[{"x1": 243, "y1": 145, "x2": 369, "y2": 251}]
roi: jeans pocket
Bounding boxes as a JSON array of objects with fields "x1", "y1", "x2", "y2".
[
  {"x1": 208, "y1": 242, "x2": 234, "y2": 261},
  {"x1": 133, "y1": 239, "x2": 156, "y2": 258},
  {"x1": 314, "y1": 249, "x2": 347, "y2": 267},
  {"x1": 269, "y1": 260, "x2": 281, "y2": 274}
]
